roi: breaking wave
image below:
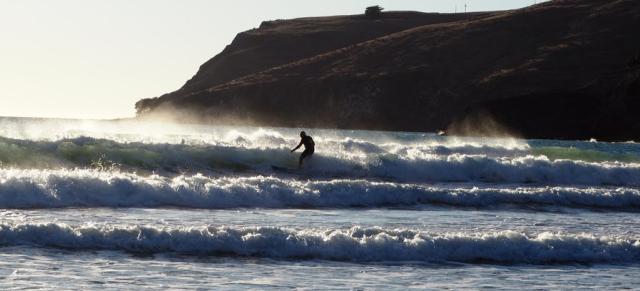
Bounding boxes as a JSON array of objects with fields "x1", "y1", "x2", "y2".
[
  {"x1": 1, "y1": 137, "x2": 639, "y2": 186},
  {"x1": 0, "y1": 223, "x2": 638, "y2": 264},
  {"x1": 1, "y1": 169, "x2": 640, "y2": 210}
]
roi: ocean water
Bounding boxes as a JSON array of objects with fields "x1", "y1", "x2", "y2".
[{"x1": 1, "y1": 117, "x2": 639, "y2": 290}]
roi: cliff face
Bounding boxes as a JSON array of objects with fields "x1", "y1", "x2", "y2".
[
  {"x1": 136, "y1": 0, "x2": 640, "y2": 141},
  {"x1": 137, "y1": 11, "x2": 486, "y2": 113}
]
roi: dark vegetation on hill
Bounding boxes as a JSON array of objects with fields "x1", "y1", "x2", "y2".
[{"x1": 136, "y1": 0, "x2": 640, "y2": 141}]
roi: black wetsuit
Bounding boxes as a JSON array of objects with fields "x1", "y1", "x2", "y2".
[
  {"x1": 294, "y1": 135, "x2": 315, "y2": 166},
  {"x1": 300, "y1": 136, "x2": 315, "y2": 158}
]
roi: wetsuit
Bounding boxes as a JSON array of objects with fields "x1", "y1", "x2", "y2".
[{"x1": 293, "y1": 135, "x2": 315, "y2": 167}]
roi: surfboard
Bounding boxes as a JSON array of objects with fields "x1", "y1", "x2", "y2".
[{"x1": 271, "y1": 165, "x2": 297, "y2": 174}]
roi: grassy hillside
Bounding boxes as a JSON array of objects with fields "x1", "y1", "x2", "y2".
[{"x1": 137, "y1": 0, "x2": 640, "y2": 141}]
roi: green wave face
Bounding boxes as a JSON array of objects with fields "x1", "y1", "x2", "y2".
[
  {"x1": 0, "y1": 136, "x2": 298, "y2": 173},
  {"x1": 532, "y1": 146, "x2": 640, "y2": 163}
]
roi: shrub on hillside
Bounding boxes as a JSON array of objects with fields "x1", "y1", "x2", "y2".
[{"x1": 365, "y1": 5, "x2": 384, "y2": 19}]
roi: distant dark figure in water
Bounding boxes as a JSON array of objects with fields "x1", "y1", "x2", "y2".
[{"x1": 291, "y1": 131, "x2": 315, "y2": 168}]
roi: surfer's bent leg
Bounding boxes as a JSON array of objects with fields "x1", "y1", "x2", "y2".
[{"x1": 299, "y1": 149, "x2": 314, "y2": 167}]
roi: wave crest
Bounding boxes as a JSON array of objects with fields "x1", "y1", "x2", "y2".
[
  {"x1": 1, "y1": 223, "x2": 638, "y2": 264},
  {"x1": 1, "y1": 137, "x2": 640, "y2": 185},
  {"x1": 1, "y1": 169, "x2": 640, "y2": 210}
]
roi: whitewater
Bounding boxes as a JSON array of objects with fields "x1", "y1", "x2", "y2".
[{"x1": 1, "y1": 117, "x2": 640, "y2": 289}]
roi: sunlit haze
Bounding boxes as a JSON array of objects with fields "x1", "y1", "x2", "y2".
[{"x1": 1, "y1": 0, "x2": 541, "y2": 119}]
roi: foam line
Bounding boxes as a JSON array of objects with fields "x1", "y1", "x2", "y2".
[
  {"x1": 0, "y1": 224, "x2": 638, "y2": 264},
  {"x1": 1, "y1": 169, "x2": 639, "y2": 209}
]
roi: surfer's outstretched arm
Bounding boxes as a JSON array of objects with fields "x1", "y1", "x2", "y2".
[{"x1": 291, "y1": 140, "x2": 303, "y2": 152}]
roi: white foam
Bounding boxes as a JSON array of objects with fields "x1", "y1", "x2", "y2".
[
  {"x1": 1, "y1": 169, "x2": 639, "y2": 209},
  {"x1": 0, "y1": 223, "x2": 638, "y2": 264},
  {"x1": 1, "y1": 136, "x2": 640, "y2": 185}
]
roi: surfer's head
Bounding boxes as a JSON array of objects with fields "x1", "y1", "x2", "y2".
[{"x1": 300, "y1": 131, "x2": 306, "y2": 137}]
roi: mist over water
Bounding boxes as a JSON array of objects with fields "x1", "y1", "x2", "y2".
[{"x1": 1, "y1": 117, "x2": 640, "y2": 289}]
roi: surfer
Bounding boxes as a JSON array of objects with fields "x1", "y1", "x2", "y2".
[{"x1": 291, "y1": 131, "x2": 315, "y2": 168}]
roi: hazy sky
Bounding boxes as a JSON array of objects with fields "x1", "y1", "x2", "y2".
[{"x1": 0, "y1": 0, "x2": 541, "y2": 119}]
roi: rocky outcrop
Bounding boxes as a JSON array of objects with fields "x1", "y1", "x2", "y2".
[{"x1": 136, "y1": 0, "x2": 640, "y2": 141}]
